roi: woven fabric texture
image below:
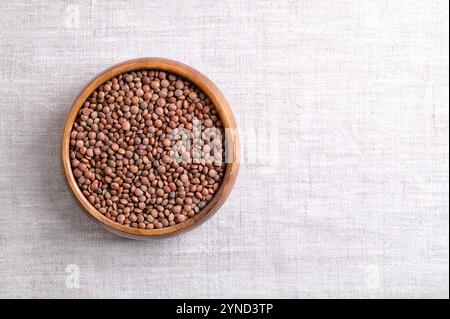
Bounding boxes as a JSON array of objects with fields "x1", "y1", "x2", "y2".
[{"x1": 0, "y1": 0, "x2": 448, "y2": 298}]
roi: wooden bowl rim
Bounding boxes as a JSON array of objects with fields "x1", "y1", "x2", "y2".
[{"x1": 61, "y1": 57, "x2": 239, "y2": 239}]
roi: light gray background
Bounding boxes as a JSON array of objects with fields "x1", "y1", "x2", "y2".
[{"x1": 0, "y1": 0, "x2": 448, "y2": 298}]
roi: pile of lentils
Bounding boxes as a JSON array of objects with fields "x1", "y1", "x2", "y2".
[{"x1": 69, "y1": 70, "x2": 225, "y2": 229}]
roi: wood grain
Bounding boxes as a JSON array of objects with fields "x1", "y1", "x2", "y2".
[{"x1": 61, "y1": 58, "x2": 239, "y2": 239}]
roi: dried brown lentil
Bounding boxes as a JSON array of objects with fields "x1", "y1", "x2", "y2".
[{"x1": 69, "y1": 69, "x2": 225, "y2": 229}]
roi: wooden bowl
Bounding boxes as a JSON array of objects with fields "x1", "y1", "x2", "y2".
[{"x1": 61, "y1": 58, "x2": 239, "y2": 239}]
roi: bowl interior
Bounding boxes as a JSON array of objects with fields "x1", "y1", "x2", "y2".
[{"x1": 61, "y1": 58, "x2": 239, "y2": 238}]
